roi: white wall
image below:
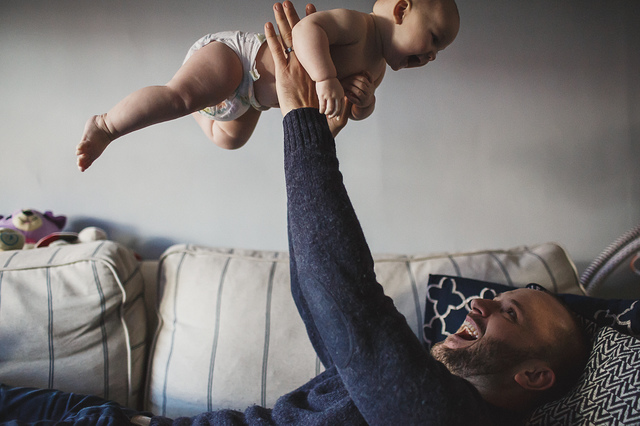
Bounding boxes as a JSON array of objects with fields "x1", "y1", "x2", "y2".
[{"x1": 1, "y1": 0, "x2": 638, "y2": 268}]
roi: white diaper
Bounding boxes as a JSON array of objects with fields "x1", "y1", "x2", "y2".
[{"x1": 183, "y1": 31, "x2": 269, "y2": 122}]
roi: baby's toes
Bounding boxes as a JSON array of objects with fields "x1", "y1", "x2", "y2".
[{"x1": 76, "y1": 151, "x2": 93, "y2": 171}]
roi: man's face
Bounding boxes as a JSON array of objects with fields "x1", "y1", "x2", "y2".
[{"x1": 431, "y1": 288, "x2": 570, "y2": 378}]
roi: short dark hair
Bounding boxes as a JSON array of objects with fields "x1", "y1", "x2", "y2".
[{"x1": 536, "y1": 296, "x2": 590, "y2": 403}]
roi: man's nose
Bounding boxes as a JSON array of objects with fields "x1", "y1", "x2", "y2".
[{"x1": 470, "y1": 298, "x2": 497, "y2": 316}]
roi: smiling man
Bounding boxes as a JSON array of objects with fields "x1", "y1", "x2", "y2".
[
  {"x1": 432, "y1": 288, "x2": 588, "y2": 412},
  {"x1": 0, "y1": 3, "x2": 590, "y2": 426},
  {"x1": 266, "y1": 3, "x2": 591, "y2": 423}
]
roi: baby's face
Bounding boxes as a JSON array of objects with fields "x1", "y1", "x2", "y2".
[{"x1": 385, "y1": 0, "x2": 460, "y2": 71}]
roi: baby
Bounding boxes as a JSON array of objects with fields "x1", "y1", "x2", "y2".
[{"x1": 76, "y1": 0, "x2": 459, "y2": 171}]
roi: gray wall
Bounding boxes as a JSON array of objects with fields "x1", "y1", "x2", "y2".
[{"x1": 2, "y1": 1, "x2": 638, "y2": 269}]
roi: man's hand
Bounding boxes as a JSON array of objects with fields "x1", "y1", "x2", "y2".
[
  {"x1": 328, "y1": 97, "x2": 351, "y2": 137},
  {"x1": 265, "y1": 2, "x2": 319, "y2": 116}
]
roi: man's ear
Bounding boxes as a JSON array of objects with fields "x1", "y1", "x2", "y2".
[
  {"x1": 514, "y1": 363, "x2": 556, "y2": 391},
  {"x1": 393, "y1": 0, "x2": 411, "y2": 24}
]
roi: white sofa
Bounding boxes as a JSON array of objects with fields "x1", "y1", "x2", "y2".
[{"x1": 0, "y1": 239, "x2": 587, "y2": 420}]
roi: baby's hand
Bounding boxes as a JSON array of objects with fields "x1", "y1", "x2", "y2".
[
  {"x1": 342, "y1": 72, "x2": 375, "y2": 109},
  {"x1": 316, "y1": 78, "x2": 345, "y2": 118}
]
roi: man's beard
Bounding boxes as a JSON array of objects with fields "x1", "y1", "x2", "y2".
[{"x1": 431, "y1": 337, "x2": 532, "y2": 378}]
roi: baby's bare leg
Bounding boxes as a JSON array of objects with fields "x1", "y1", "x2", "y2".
[
  {"x1": 76, "y1": 41, "x2": 243, "y2": 171},
  {"x1": 191, "y1": 107, "x2": 262, "y2": 150}
]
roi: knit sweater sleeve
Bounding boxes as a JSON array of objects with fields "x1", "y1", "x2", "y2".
[{"x1": 283, "y1": 108, "x2": 493, "y2": 426}]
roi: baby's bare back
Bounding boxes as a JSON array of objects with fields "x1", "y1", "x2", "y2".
[{"x1": 330, "y1": 25, "x2": 386, "y2": 84}]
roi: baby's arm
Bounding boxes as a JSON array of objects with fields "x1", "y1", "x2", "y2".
[{"x1": 292, "y1": 9, "x2": 367, "y2": 118}]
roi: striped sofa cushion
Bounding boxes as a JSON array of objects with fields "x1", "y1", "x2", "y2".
[
  {"x1": 145, "y1": 242, "x2": 580, "y2": 417},
  {"x1": 0, "y1": 240, "x2": 146, "y2": 409}
]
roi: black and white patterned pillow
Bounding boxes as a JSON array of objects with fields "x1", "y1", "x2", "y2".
[
  {"x1": 423, "y1": 274, "x2": 640, "y2": 425},
  {"x1": 527, "y1": 325, "x2": 640, "y2": 425}
]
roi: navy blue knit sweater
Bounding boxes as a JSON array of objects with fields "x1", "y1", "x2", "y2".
[{"x1": 151, "y1": 109, "x2": 504, "y2": 425}]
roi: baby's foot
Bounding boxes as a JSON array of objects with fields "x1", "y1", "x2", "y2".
[{"x1": 76, "y1": 115, "x2": 114, "y2": 172}]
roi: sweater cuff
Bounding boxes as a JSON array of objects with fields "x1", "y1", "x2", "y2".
[{"x1": 283, "y1": 108, "x2": 333, "y2": 154}]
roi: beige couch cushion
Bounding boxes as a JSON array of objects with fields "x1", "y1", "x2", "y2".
[
  {"x1": 0, "y1": 241, "x2": 146, "y2": 409},
  {"x1": 145, "y1": 242, "x2": 580, "y2": 417}
]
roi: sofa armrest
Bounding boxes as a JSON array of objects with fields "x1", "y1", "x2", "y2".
[{"x1": 0, "y1": 240, "x2": 147, "y2": 409}]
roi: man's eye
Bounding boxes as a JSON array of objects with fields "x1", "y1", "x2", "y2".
[
  {"x1": 506, "y1": 308, "x2": 517, "y2": 320},
  {"x1": 432, "y1": 33, "x2": 439, "y2": 45}
]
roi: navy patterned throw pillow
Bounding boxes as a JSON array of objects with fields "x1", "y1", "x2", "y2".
[
  {"x1": 557, "y1": 293, "x2": 640, "y2": 338},
  {"x1": 423, "y1": 274, "x2": 640, "y2": 348},
  {"x1": 422, "y1": 275, "x2": 512, "y2": 350}
]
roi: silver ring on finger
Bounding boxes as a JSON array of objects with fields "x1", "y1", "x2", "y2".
[{"x1": 285, "y1": 46, "x2": 294, "y2": 53}]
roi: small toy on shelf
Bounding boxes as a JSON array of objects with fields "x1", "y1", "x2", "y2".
[
  {"x1": 0, "y1": 209, "x2": 108, "y2": 251},
  {"x1": 0, "y1": 209, "x2": 66, "y2": 249}
]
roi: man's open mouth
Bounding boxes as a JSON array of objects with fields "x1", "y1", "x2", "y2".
[{"x1": 454, "y1": 319, "x2": 479, "y2": 341}]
